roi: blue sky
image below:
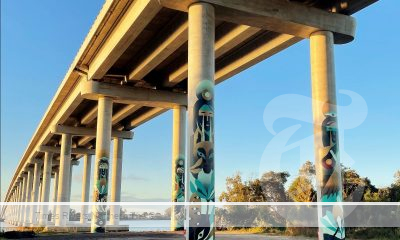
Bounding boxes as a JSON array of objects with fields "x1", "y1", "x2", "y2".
[{"x1": 1, "y1": 0, "x2": 399, "y2": 203}]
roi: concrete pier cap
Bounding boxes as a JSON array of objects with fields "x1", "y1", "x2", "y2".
[
  {"x1": 158, "y1": 0, "x2": 356, "y2": 44},
  {"x1": 51, "y1": 124, "x2": 133, "y2": 140},
  {"x1": 80, "y1": 80, "x2": 187, "y2": 108}
]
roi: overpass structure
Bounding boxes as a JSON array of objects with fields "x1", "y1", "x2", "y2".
[{"x1": 2, "y1": 0, "x2": 377, "y2": 239}]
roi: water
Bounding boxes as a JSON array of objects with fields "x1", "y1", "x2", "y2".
[
  {"x1": 0, "y1": 220, "x2": 171, "y2": 232},
  {"x1": 120, "y1": 219, "x2": 170, "y2": 232},
  {"x1": 0, "y1": 221, "x2": 18, "y2": 232}
]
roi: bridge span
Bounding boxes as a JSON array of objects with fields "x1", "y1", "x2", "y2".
[{"x1": 2, "y1": 0, "x2": 377, "y2": 239}]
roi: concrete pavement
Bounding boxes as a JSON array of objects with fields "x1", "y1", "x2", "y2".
[{"x1": 16, "y1": 232, "x2": 315, "y2": 240}]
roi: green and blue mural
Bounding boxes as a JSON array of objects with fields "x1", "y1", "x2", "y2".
[
  {"x1": 93, "y1": 157, "x2": 109, "y2": 233},
  {"x1": 172, "y1": 155, "x2": 185, "y2": 230},
  {"x1": 188, "y1": 80, "x2": 215, "y2": 240},
  {"x1": 319, "y1": 103, "x2": 345, "y2": 240}
]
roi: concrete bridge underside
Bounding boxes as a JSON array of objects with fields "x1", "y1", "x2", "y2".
[{"x1": 2, "y1": 0, "x2": 377, "y2": 239}]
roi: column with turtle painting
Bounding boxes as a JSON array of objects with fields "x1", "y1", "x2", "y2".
[
  {"x1": 91, "y1": 96, "x2": 113, "y2": 233},
  {"x1": 171, "y1": 106, "x2": 186, "y2": 231},
  {"x1": 310, "y1": 31, "x2": 345, "y2": 240},
  {"x1": 187, "y1": 2, "x2": 215, "y2": 240}
]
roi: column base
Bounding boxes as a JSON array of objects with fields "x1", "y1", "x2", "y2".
[{"x1": 22, "y1": 222, "x2": 31, "y2": 227}]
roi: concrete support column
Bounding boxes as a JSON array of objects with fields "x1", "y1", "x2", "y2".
[
  {"x1": 171, "y1": 106, "x2": 186, "y2": 231},
  {"x1": 23, "y1": 167, "x2": 34, "y2": 226},
  {"x1": 10, "y1": 192, "x2": 15, "y2": 224},
  {"x1": 9, "y1": 191, "x2": 13, "y2": 224},
  {"x1": 52, "y1": 169, "x2": 59, "y2": 223},
  {"x1": 30, "y1": 161, "x2": 43, "y2": 225},
  {"x1": 187, "y1": 3, "x2": 215, "y2": 240},
  {"x1": 8, "y1": 193, "x2": 12, "y2": 224},
  {"x1": 39, "y1": 152, "x2": 53, "y2": 226},
  {"x1": 15, "y1": 187, "x2": 18, "y2": 223},
  {"x1": 14, "y1": 189, "x2": 18, "y2": 224},
  {"x1": 18, "y1": 178, "x2": 25, "y2": 226},
  {"x1": 80, "y1": 154, "x2": 92, "y2": 224},
  {"x1": 13, "y1": 191, "x2": 17, "y2": 224},
  {"x1": 14, "y1": 190, "x2": 18, "y2": 224},
  {"x1": 39, "y1": 179, "x2": 43, "y2": 202},
  {"x1": 91, "y1": 96, "x2": 113, "y2": 233},
  {"x1": 66, "y1": 163, "x2": 75, "y2": 203},
  {"x1": 110, "y1": 138, "x2": 123, "y2": 226},
  {"x1": 15, "y1": 188, "x2": 19, "y2": 224},
  {"x1": 310, "y1": 31, "x2": 345, "y2": 240},
  {"x1": 55, "y1": 133, "x2": 72, "y2": 227},
  {"x1": 13, "y1": 192, "x2": 16, "y2": 223}
]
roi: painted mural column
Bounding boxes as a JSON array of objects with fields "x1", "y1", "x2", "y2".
[
  {"x1": 55, "y1": 133, "x2": 72, "y2": 227},
  {"x1": 18, "y1": 176, "x2": 26, "y2": 226},
  {"x1": 39, "y1": 151, "x2": 53, "y2": 226},
  {"x1": 110, "y1": 137, "x2": 123, "y2": 226},
  {"x1": 91, "y1": 96, "x2": 113, "y2": 233},
  {"x1": 187, "y1": 2, "x2": 215, "y2": 240},
  {"x1": 52, "y1": 168, "x2": 59, "y2": 223},
  {"x1": 80, "y1": 154, "x2": 92, "y2": 224},
  {"x1": 310, "y1": 31, "x2": 345, "y2": 240},
  {"x1": 171, "y1": 106, "x2": 186, "y2": 231},
  {"x1": 23, "y1": 166, "x2": 34, "y2": 226},
  {"x1": 30, "y1": 160, "x2": 43, "y2": 225}
]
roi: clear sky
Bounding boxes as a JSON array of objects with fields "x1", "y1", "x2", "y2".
[{"x1": 1, "y1": 0, "x2": 399, "y2": 203}]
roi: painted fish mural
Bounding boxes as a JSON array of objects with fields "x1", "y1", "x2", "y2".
[
  {"x1": 93, "y1": 157, "x2": 109, "y2": 233},
  {"x1": 189, "y1": 80, "x2": 215, "y2": 240},
  {"x1": 319, "y1": 103, "x2": 345, "y2": 240},
  {"x1": 173, "y1": 155, "x2": 185, "y2": 230}
]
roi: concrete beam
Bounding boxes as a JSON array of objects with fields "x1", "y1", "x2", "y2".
[
  {"x1": 166, "y1": 24, "x2": 260, "y2": 86},
  {"x1": 215, "y1": 33, "x2": 301, "y2": 84},
  {"x1": 159, "y1": 0, "x2": 356, "y2": 44},
  {"x1": 112, "y1": 104, "x2": 142, "y2": 123},
  {"x1": 51, "y1": 125, "x2": 133, "y2": 139},
  {"x1": 129, "y1": 21, "x2": 188, "y2": 81},
  {"x1": 78, "y1": 104, "x2": 141, "y2": 146},
  {"x1": 51, "y1": 159, "x2": 79, "y2": 166},
  {"x1": 88, "y1": 0, "x2": 162, "y2": 80},
  {"x1": 81, "y1": 105, "x2": 98, "y2": 125},
  {"x1": 81, "y1": 81, "x2": 187, "y2": 108},
  {"x1": 28, "y1": 158, "x2": 43, "y2": 164},
  {"x1": 37, "y1": 145, "x2": 96, "y2": 155},
  {"x1": 127, "y1": 107, "x2": 167, "y2": 129}
]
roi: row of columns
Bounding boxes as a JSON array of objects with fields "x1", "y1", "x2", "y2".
[
  {"x1": 4, "y1": 138, "x2": 123, "y2": 230},
  {"x1": 3, "y1": 3, "x2": 344, "y2": 240},
  {"x1": 171, "y1": 2, "x2": 345, "y2": 240}
]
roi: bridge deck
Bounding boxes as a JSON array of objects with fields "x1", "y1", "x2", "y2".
[{"x1": 3, "y1": 0, "x2": 377, "y2": 210}]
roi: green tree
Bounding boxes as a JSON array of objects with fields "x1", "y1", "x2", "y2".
[
  {"x1": 389, "y1": 170, "x2": 400, "y2": 202},
  {"x1": 260, "y1": 171, "x2": 290, "y2": 202},
  {"x1": 394, "y1": 170, "x2": 400, "y2": 186},
  {"x1": 288, "y1": 177, "x2": 316, "y2": 202},
  {"x1": 288, "y1": 161, "x2": 316, "y2": 202},
  {"x1": 342, "y1": 166, "x2": 377, "y2": 201},
  {"x1": 299, "y1": 160, "x2": 316, "y2": 177},
  {"x1": 219, "y1": 172, "x2": 250, "y2": 202}
]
